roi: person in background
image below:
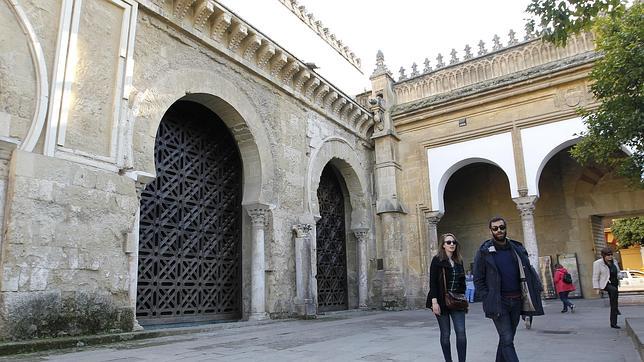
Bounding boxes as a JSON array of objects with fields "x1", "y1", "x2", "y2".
[
  {"x1": 465, "y1": 270, "x2": 475, "y2": 303},
  {"x1": 592, "y1": 247, "x2": 621, "y2": 328},
  {"x1": 428, "y1": 233, "x2": 468, "y2": 362},
  {"x1": 553, "y1": 263, "x2": 576, "y2": 313}
]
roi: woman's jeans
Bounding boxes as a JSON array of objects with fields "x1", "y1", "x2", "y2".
[
  {"x1": 491, "y1": 296, "x2": 521, "y2": 362},
  {"x1": 466, "y1": 287, "x2": 475, "y2": 303},
  {"x1": 435, "y1": 309, "x2": 467, "y2": 362},
  {"x1": 558, "y1": 291, "x2": 573, "y2": 310},
  {"x1": 604, "y1": 284, "x2": 619, "y2": 326}
]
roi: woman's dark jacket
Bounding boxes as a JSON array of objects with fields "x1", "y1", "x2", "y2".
[
  {"x1": 427, "y1": 255, "x2": 466, "y2": 315},
  {"x1": 473, "y1": 239, "x2": 544, "y2": 319}
]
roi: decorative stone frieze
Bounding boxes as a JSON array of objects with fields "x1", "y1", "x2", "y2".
[
  {"x1": 270, "y1": 52, "x2": 288, "y2": 77},
  {"x1": 174, "y1": 0, "x2": 197, "y2": 20},
  {"x1": 391, "y1": 32, "x2": 595, "y2": 105},
  {"x1": 303, "y1": 77, "x2": 320, "y2": 98},
  {"x1": 256, "y1": 42, "x2": 276, "y2": 69},
  {"x1": 281, "y1": 60, "x2": 301, "y2": 83}
]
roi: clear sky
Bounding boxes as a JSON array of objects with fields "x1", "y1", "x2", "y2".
[{"x1": 218, "y1": 0, "x2": 533, "y2": 95}]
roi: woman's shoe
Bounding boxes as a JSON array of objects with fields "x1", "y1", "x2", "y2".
[
  {"x1": 561, "y1": 309, "x2": 568, "y2": 313},
  {"x1": 611, "y1": 324, "x2": 621, "y2": 329}
]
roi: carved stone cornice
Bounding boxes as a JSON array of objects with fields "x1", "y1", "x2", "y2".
[
  {"x1": 137, "y1": 1, "x2": 373, "y2": 139},
  {"x1": 278, "y1": 0, "x2": 361, "y2": 71},
  {"x1": 241, "y1": 35, "x2": 262, "y2": 61},
  {"x1": 228, "y1": 22, "x2": 248, "y2": 52}
]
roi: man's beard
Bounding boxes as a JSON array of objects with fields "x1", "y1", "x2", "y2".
[{"x1": 493, "y1": 233, "x2": 506, "y2": 242}]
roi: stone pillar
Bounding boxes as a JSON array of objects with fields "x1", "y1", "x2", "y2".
[
  {"x1": 513, "y1": 195, "x2": 539, "y2": 267},
  {"x1": 353, "y1": 228, "x2": 369, "y2": 309},
  {"x1": 369, "y1": 52, "x2": 407, "y2": 309},
  {"x1": 293, "y1": 223, "x2": 316, "y2": 318},
  {"x1": 246, "y1": 205, "x2": 270, "y2": 320},
  {"x1": 424, "y1": 211, "x2": 444, "y2": 273}
]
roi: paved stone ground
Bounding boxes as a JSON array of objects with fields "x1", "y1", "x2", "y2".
[{"x1": 2, "y1": 298, "x2": 642, "y2": 361}]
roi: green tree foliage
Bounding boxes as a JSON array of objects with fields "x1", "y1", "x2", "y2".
[
  {"x1": 611, "y1": 217, "x2": 644, "y2": 248},
  {"x1": 526, "y1": 1, "x2": 643, "y2": 186}
]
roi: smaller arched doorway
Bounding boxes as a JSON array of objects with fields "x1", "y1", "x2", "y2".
[
  {"x1": 316, "y1": 165, "x2": 349, "y2": 312},
  {"x1": 136, "y1": 100, "x2": 243, "y2": 324}
]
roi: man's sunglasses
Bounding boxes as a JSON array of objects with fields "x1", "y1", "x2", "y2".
[
  {"x1": 444, "y1": 240, "x2": 458, "y2": 245},
  {"x1": 491, "y1": 225, "x2": 506, "y2": 231}
]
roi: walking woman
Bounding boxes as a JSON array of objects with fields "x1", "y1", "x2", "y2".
[
  {"x1": 428, "y1": 233, "x2": 468, "y2": 362},
  {"x1": 593, "y1": 247, "x2": 621, "y2": 328},
  {"x1": 553, "y1": 263, "x2": 575, "y2": 313}
]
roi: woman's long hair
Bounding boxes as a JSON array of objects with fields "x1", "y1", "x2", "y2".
[{"x1": 436, "y1": 233, "x2": 463, "y2": 264}]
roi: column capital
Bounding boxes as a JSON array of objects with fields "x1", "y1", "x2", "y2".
[
  {"x1": 512, "y1": 195, "x2": 538, "y2": 217},
  {"x1": 245, "y1": 203, "x2": 271, "y2": 227},
  {"x1": 352, "y1": 228, "x2": 370, "y2": 242},
  {"x1": 424, "y1": 211, "x2": 444, "y2": 225},
  {"x1": 292, "y1": 223, "x2": 313, "y2": 238}
]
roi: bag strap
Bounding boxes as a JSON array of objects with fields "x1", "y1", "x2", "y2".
[{"x1": 442, "y1": 267, "x2": 448, "y2": 292}]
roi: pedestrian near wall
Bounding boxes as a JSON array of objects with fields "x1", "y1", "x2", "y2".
[
  {"x1": 427, "y1": 233, "x2": 468, "y2": 362},
  {"x1": 465, "y1": 270, "x2": 475, "y2": 303},
  {"x1": 473, "y1": 217, "x2": 544, "y2": 362},
  {"x1": 592, "y1": 247, "x2": 621, "y2": 328},
  {"x1": 553, "y1": 263, "x2": 576, "y2": 313}
]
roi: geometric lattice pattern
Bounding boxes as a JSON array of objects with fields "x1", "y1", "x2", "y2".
[
  {"x1": 137, "y1": 101, "x2": 243, "y2": 324},
  {"x1": 316, "y1": 165, "x2": 348, "y2": 312}
]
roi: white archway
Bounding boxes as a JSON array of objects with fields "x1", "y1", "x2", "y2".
[
  {"x1": 521, "y1": 117, "x2": 586, "y2": 196},
  {"x1": 427, "y1": 132, "x2": 518, "y2": 213}
]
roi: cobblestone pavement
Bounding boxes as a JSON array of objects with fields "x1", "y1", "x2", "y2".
[{"x1": 2, "y1": 298, "x2": 642, "y2": 361}]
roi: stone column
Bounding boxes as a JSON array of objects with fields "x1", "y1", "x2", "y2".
[
  {"x1": 424, "y1": 211, "x2": 444, "y2": 273},
  {"x1": 293, "y1": 223, "x2": 315, "y2": 317},
  {"x1": 247, "y1": 205, "x2": 270, "y2": 320},
  {"x1": 513, "y1": 195, "x2": 539, "y2": 267},
  {"x1": 353, "y1": 228, "x2": 369, "y2": 309}
]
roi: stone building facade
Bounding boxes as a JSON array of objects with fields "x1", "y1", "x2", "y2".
[{"x1": 0, "y1": 0, "x2": 642, "y2": 340}]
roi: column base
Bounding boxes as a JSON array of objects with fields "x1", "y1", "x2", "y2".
[{"x1": 249, "y1": 312, "x2": 269, "y2": 321}]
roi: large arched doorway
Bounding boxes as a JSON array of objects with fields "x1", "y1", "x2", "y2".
[
  {"x1": 136, "y1": 100, "x2": 243, "y2": 324},
  {"x1": 316, "y1": 165, "x2": 349, "y2": 312},
  {"x1": 438, "y1": 162, "x2": 517, "y2": 268}
]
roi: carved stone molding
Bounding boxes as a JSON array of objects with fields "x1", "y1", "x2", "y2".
[{"x1": 247, "y1": 207, "x2": 270, "y2": 227}]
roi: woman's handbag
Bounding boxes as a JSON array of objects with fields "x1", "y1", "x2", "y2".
[{"x1": 443, "y1": 268, "x2": 468, "y2": 310}]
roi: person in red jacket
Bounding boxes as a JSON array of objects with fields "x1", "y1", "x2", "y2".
[{"x1": 554, "y1": 263, "x2": 576, "y2": 313}]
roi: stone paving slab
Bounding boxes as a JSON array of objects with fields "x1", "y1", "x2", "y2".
[{"x1": 1, "y1": 298, "x2": 642, "y2": 361}]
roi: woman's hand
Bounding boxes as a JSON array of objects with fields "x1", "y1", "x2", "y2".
[{"x1": 432, "y1": 302, "x2": 441, "y2": 315}]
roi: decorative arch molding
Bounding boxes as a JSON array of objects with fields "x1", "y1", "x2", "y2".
[
  {"x1": 521, "y1": 117, "x2": 586, "y2": 197},
  {"x1": 307, "y1": 137, "x2": 368, "y2": 229},
  {"x1": 130, "y1": 69, "x2": 275, "y2": 206},
  {"x1": 5, "y1": 0, "x2": 49, "y2": 152},
  {"x1": 427, "y1": 132, "x2": 518, "y2": 213}
]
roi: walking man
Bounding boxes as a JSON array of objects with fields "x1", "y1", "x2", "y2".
[{"x1": 474, "y1": 217, "x2": 544, "y2": 361}]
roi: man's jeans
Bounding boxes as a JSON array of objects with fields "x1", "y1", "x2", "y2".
[
  {"x1": 435, "y1": 310, "x2": 467, "y2": 362},
  {"x1": 491, "y1": 296, "x2": 521, "y2": 362},
  {"x1": 465, "y1": 287, "x2": 475, "y2": 303}
]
